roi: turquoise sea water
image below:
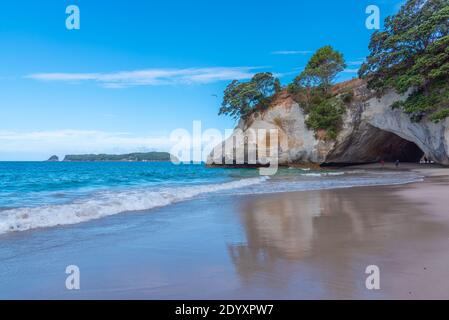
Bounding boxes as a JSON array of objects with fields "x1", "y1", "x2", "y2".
[
  {"x1": 0, "y1": 162, "x2": 259, "y2": 208},
  {"x1": 0, "y1": 162, "x2": 423, "y2": 235}
]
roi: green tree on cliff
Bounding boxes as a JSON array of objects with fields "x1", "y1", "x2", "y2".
[
  {"x1": 305, "y1": 97, "x2": 345, "y2": 140},
  {"x1": 219, "y1": 72, "x2": 281, "y2": 120},
  {"x1": 292, "y1": 45, "x2": 346, "y2": 94},
  {"x1": 359, "y1": 0, "x2": 449, "y2": 122},
  {"x1": 288, "y1": 46, "x2": 347, "y2": 140}
]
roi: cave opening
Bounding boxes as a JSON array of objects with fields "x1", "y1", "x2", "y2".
[
  {"x1": 323, "y1": 125, "x2": 426, "y2": 167},
  {"x1": 369, "y1": 130, "x2": 424, "y2": 163}
]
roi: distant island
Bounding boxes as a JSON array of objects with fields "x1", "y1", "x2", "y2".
[
  {"x1": 46, "y1": 155, "x2": 59, "y2": 162},
  {"x1": 60, "y1": 152, "x2": 175, "y2": 162}
]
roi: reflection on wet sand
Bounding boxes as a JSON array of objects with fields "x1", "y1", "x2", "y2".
[{"x1": 228, "y1": 184, "x2": 449, "y2": 298}]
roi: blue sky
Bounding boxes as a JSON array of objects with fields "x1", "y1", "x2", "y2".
[{"x1": 0, "y1": 0, "x2": 404, "y2": 160}]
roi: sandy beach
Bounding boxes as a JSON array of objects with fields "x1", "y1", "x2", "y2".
[{"x1": 1, "y1": 167, "x2": 449, "y2": 299}]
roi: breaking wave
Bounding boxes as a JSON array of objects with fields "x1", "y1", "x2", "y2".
[{"x1": 0, "y1": 177, "x2": 268, "y2": 235}]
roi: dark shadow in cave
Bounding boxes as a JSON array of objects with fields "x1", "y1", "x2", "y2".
[
  {"x1": 322, "y1": 125, "x2": 425, "y2": 167},
  {"x1": 369, "y1": 130, "x2": 424, "y2": 162}
]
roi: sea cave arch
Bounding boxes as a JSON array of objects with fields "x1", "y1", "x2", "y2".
[{"x1": 324, "y1": 124, "x2": 425, "y2": 166}]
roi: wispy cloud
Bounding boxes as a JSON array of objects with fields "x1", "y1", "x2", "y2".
[
  {"x1": 0, "y1": 129, "x2": 230, "y2": 161},
  {"x1": 26, "y1": 67, "x2": 260, "y2": 88},
  {"x1": 341, "y1": 59, "x2": 365, "y2": 75},
  {"x1": 347, "y1": 60, "x2": 365, "y2": 66},
  {"x1": 271, "y1": 50, "x2": 312, "y2": 55},
  {"x1": 0, "y1": 130, "x2": 173, "y2": 156},
  {"x1": 342, "y1": 68, "x2": 360, "y2": 74}
]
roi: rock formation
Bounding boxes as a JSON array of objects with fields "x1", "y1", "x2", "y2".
[
  {"x1": 46, "y1": 155, "x2": 59, "y2": 162},
  {"x1": 208, "y1": 79, "x2": 449, "y2": 166}
]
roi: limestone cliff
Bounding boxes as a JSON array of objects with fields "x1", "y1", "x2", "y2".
[{"x1": 208, "y1": 79, "x2": 449, "y2": 166}]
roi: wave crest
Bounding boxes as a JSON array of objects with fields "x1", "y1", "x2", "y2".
[{"x1": 0, "y1": 177, "x2": 267, "y2": 235}]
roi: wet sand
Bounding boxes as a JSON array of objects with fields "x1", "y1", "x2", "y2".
[{"x1": 1, "y1": 170, "x2": 449, "y2": 299}]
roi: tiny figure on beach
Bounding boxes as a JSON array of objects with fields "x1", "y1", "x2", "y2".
[
  {"x1": 380, "y1": 159, "x2": 385, "y2": 168},
  {"x1": 395, "y1": 159, "x2": 400, "y2": 168}
]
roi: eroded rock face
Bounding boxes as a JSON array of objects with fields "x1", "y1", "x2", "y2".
[
  {"x1": 208, "y1": 80, "x2": 449, "y2": 166},
  {"x1": 360, "y1": 90, "x2": 449, "y2": 164}
]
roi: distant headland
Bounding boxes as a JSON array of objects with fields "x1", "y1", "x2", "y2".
[{"x1": 47, "y1": 152, "x2": 176, "y2": 162}]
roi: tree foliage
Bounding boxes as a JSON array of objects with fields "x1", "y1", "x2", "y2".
[
  {"x1": 305, "y1": 97, "x2": 345, "y2": 140},
  {"x1": 292, "y1": 45, "x2": 346, "y2": 91},
  {"x1": 288, "y1": 46, "x2": 347, "y2": 140},
  {"x1": 359, "y1": 0, "x2": 449, "y2": 122},
  {"x1": 219, "y1": 72, "x2": 281, "y2": 120}
]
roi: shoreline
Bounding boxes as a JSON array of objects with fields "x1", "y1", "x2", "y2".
[
  {"x1": 0, "y1": 164, "x2": 443, "y2": 237},
  {"x1": 0, "y1": 165, "x2": 430, "y2": 237},
  {"x1": 1, "y1": 167, "x2": 449, "y2": 298}
]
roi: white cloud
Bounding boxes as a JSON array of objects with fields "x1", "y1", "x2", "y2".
[
  {"x1": 347, "y1": 60, "x2": 365, "y2": 66},
  {"x1": 271, "y1": 50, "x2": 312, "y2": 55},
  {"x1": 25, "y1": 67, "x2": 259, "y2": 88},
  {"x1": 0, "y1": 130, "x2": 174, "y2": 157},
  {"x1": 342, "y1": 68, "x2": 360, "y2": 74},
  {"x1": 0, "y1": 129, "x2": 235, "y2": 161}
]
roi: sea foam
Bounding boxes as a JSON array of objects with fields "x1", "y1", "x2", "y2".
[{"x1": 0, "y1": 177, "x2": 268, "y2": 235}]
